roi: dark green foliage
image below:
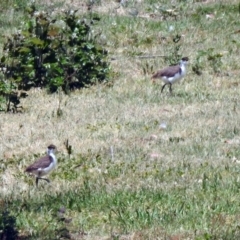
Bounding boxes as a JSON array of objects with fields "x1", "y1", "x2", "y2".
[
  {"x1": 0, "y1": 210, "x2": 19, "y2": 240},
  {"x1": 0, "y1": 73, "x2": 26, "y2": 112},
  {"x1": 0, "y1": 3, "x2": 110, "y2": 111}
]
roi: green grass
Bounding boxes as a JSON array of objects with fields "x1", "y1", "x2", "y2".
[
  {"x1": 1, "y1": 0, "x2": 240, "y2": 239},
  {"x1": 3, "y1": 160, "x2": 240, "y2": 239}
]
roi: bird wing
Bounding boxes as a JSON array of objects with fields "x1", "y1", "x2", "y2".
[
  {"x1": 152, "y1": 65, "x2": 180, "y2": 78},
  {"x1": 25, "y1": 156, "x2": 53, "y2": 172}
]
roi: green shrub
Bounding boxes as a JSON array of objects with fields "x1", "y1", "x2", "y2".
[{"x1": 0, "y1": 4, "x2": 110, "y2": 111}]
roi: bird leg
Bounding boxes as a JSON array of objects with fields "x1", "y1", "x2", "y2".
[
  {"x1": 169, "y1": 83, "x2": 172, "y2": 93},
  {"x1": 36, "y1": 177, "x2": 50, "y2": 187},
  {"x1": 161, "y1": 83, "x2": 172, "y2": 93},
  {"x1": 161, "y1": 83, "x2": 167, "y2": 93}
]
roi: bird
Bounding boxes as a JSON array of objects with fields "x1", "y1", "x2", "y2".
[
  {"x1": 151, "y1": 57, "x2": 189, "y2": 93},
  {"x1": 25, "y1": 144, "x2": 57, "y2": 187}
]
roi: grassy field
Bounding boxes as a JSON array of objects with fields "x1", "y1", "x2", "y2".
[{"x1": 1, "y1": 0, "x2": 240, "y2": 239}]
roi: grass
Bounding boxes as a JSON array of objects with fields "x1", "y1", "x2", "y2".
[{"x1": 1, "y1": 0, "x2": 240, "y2": 239}]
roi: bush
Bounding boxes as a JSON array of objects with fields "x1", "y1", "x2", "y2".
[{"x1": 0, "y1": 4, "x2": 110, "y2": 111}]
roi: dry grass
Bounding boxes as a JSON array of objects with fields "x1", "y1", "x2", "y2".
[{"x1": 1, "y1": 0, "x2": 240, "y2": 239}]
